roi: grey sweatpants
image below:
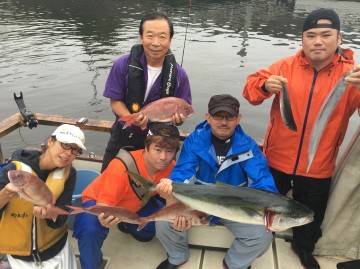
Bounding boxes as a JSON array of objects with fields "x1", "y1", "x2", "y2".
[{"x1": 156, "y1": 219, "x2": 273, "y2": 269}]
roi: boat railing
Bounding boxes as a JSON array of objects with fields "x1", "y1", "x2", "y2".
[
  {"x1": 0, "y1": 112, "x2": 191, "y2": 163},
  {"x1": 0, "y1": 112, "x2": 190, "y2": 140}
]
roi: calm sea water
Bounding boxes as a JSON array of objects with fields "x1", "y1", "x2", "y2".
[{"x1": 0, "y1": 0, "x2": 359, "y2": 158}]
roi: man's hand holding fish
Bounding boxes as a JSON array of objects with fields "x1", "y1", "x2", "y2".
[
  {"x1": 156, "y1": 178, "x2": 195, "y2": 232},
  {"x1": 156, "y1": 178, "x2": 174, "y2": 200},
  {"x1": 344, "y1": 65, "x2": 360, "y2": 90},
  {"x1": 0, "y1": 183, "x2": 19, "y2": 209},
  {"x1": 97, "y1": 211, "x2": 121, "y2": 229},
  {"x1": 263, "y1": 75, "x2": 288, "y2": 93},
  {"x1": 33, "y1": 204, "x2": 54, "y2": 220}
]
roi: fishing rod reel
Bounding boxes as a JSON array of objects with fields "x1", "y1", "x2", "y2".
[{"x1": 13, "y1": 92, "x2": 38, "y2": 129}]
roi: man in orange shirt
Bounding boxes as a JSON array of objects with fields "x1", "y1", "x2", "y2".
[{"x1": 72, "y1": 123, "x2": 180, "y2": 269}]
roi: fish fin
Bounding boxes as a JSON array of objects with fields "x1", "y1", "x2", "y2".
[
  {"x1": 119, "y1": 113, "x2": 139, "y2": 129},
  {"x1": 240, "y1": 206, "x2": 263, "y2": 217},
  {"x1": 137, "y1": 218, "x2": 148, "y2": 231},
  {"x1": 140, "y1": 192, "x2": 153, "y2": 208},
  {"x1": 125, "y1": 171, "x2": 156, "y2": 190},
  {"x1": 19, "y1": 189, "x2": 35, "y2": 201},
  {"x1": 66, "y1": 205, "x2": 85, "y2": 215},
  {"x1": 51, "y1": 211, "x2": 57, "y2": 222},
  {"x1": 124, "y1": 171, "x2": 157, "y2": 208},
  {"x1": 181, "y1": 203, "x2": 194, "y2": 212},
  {"x1": 51, "y1": 192, "x2": 56, "y2": 205}
]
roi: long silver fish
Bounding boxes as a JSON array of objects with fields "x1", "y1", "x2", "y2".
[
  {"x1": 306, "y1": 70, "x2": 354, "y2": 173},
  {"x1": 280, "y1": 69, "x2": 297, "y2": 131},
  {"x1": 126, "y1": 171, "x2": 314, "y2": 232}
]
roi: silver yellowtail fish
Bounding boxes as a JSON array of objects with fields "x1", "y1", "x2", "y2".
[
  {"x1": 126, "y1": 171, "x2": 314, "y2": 232},
  {"x1": 7, "y1": 170, "x2": 70, "y2": 221},
  {"x1": 306, "y1": 69, "x2": 354, "y2": 173},
  {"x1": 137, "y1": 202, "x2": 210, "y2": 231},
  {"x1": 66, "y1": 205, "x2": 141, "y2": 224},
  {"x1": 280, "y1": 69, "x2": 297, "y2": 131},
  {"x1": 118, "y1": 97, "x2": 194, "y2": 129}
]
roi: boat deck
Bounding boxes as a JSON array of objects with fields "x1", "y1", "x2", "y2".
[{"x1": 69, "y1": 226, "x2": 346, "y2": 269}]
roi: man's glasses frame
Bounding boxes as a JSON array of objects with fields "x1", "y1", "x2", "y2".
[{"x1": 211, "y1": 114, "x2": 238, "y2": 121}]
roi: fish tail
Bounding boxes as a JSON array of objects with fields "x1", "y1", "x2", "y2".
[
  {"x1": 119, "y1": 113, "x2": 139, "y2": 129},
  {"x1": 66, "y1": 205, "x2": 85, "y2": 215},
  {"x1": 124, "y1": 171, "x2": 156, "y2": 207},
  {"x1": 137, "y1": 218, "x2": 149, "y2": 231}
]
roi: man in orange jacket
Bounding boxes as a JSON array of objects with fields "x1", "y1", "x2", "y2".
[{"x1": 243, "y1": 8, "x2": 360, "y2": 269}]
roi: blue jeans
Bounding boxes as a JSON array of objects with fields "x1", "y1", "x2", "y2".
[{"x1": 73, "y1": 198, "x2": 164, "y2": 269}]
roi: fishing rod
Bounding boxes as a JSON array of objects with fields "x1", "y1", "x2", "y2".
[{"x1": 180, "y1": 0, "x2": 192, "y2": 66}]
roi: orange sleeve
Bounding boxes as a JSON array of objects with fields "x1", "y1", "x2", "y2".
[{"x1": 242, "y1": 69, "x2": 273, "y2": 105}]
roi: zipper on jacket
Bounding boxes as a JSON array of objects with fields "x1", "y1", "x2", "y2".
[
  {"x1": 293, "y1": 70, "x2": 318, "y2": 174},
  {"x1": 31, "y1": 217, "x2": 42, "y2": 267},
  {"x1": 264, "y1": 118, "x2": 275, "y2": 155},
  {"x1": 32, "y1": 249, "x2": 42, "y2": 268}
]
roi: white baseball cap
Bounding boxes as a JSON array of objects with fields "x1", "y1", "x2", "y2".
[{"x1": 52, "y1": 124, "x2": 86, "y2": 150}]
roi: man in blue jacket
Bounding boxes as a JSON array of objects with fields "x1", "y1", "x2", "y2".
[{"x1": 155, "y1": 94, "x2": 278, "y2": 269}]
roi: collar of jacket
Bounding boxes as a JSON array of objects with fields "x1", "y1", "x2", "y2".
[{"x1": 297, "y1": 47, "x2": 355, "y2": 70}]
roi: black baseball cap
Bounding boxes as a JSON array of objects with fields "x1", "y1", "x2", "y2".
[
  {"x1": 208, "y1": 94, "x2": 240, "y2": 116},
  {"x1": 303, "y1": 8, "x2": 340, "y2": 32},
  {"x1": 147, "y1": 123, "x2": 180, "y2": 140}
]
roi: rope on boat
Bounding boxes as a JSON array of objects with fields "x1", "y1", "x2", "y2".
[{"x1": 18, "y1": 127, "x2": 30, "y2": 146}]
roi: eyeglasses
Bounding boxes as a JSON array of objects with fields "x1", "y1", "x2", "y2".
[
  {"x1": 59, "y1": 142, "x2": 82, "y2": 156},
  {"x1": 211, "y1": 114, "x2": 238, "y2": 121}
]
